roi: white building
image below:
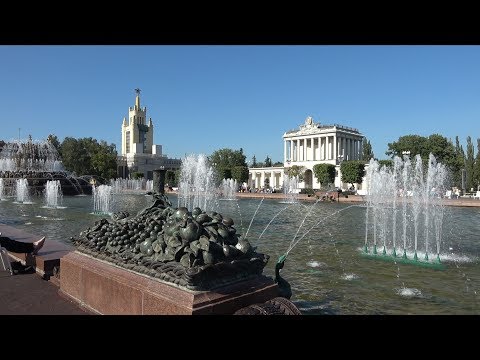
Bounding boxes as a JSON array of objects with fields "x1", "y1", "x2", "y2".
[
  {"x1": 117, "y1": 89, "x2": 181, "y2": 179},
  {"x1": 249, "y1": 116, "x2": 365, "y2": 191}
]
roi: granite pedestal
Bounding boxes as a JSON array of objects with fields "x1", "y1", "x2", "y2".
[{"x1": 59, "y1": 251, "x2": 279, "y2": 315}]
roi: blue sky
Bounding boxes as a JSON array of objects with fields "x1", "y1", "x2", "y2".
[{"x1": 1, "y1": 45, "x2": 479, "y2": 163}]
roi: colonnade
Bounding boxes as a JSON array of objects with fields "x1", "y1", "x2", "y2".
[{"x1": 284, "y1": 135, "x2": 362, "y2": 162}]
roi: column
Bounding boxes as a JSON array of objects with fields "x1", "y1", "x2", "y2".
[
  {"x1": 330, "y1": 136, "x2": 333, "y2": 159},
  {"x1": 338, "y1": 137, "x2": 342, "y2": 159},
  {"x1": 327, "y1": 136, "x2": 331, "y2": 160},
  {"x1": 290, "y1": 140, "x2": 294, "y2": 162},
  {"x1": 305, "y1": 138, "x2": 309, "y2": 161},
  {"x1": 323, "y1": 137, "x2": 327, "y2": 160},
  {"x1": 325, "y1": 137, "x2": 328, "y2": 160},
  {"x1": 333, "y1": 134, "x2": 337, "y2": 161},
  {"x1": 345, "y1": 138, "x2": 351, "y2": 160},
  {"x1": 295, "y1": 139, "x2": 299, "y2": 162},
  {"x1": 301, "y1": 139, "x2": 304, "y2": 162},
  {"x1": 303, "y1": 138, "x2": 308, "y2": 161},
  {"x1": 320, "y1": 137, "x2": 324, "y2": 160},
  {"x1": 305, "y1": 138, "x2": 308, "y2": 161},
  {"x1": 350, "y1": 138, "x2": 354, "y2": 160},
  {"x1": 311, "y1": 137, "x2": 315, "y2": 161},
  {"x1": 284, "y1": 140, "x2": 287, "y2": 162}
]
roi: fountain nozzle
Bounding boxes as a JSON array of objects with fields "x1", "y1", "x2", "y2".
[{"x1": 277, "y1": 254, "x2": 287, "y2": 265}]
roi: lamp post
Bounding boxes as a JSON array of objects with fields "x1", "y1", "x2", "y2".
[
  {"x1": 337, "y1": 154, "x2": 344, "y2": 202},
  {"x1": 152, "y1": 166, "x2": 165, "y2": 195}
]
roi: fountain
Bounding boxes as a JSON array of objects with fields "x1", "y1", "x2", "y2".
[
  {"x1": 177, "y1": 153, "x2": 219, "y2": 212},
  {"x1": 92, "y1": 184, "x2": 113, "y2": 215},
  {"x1": 109, "y1": 178, "x2": 152, "y2": 194},
  {"x1": 220, "y1": 178, "x2": 238, "y2": 200},
  {"x1": 14, "y1": 179, "x2": 31, "y2": 203},
  {"x1": 62, "y1": 154, "x2": 289, "y2": 315},
  {"x1": 145, "y1": 179, "x2": 153, "y2": 191},
  {"x1": 74, "y1": 155, "x2": 268, "y2": 289},
  {"x1": 363, "y1": 154, "x2": 447, "y2": 267},
  {"x1": 0, "y1": 178, "x2": 6, "y2": 200},
  {"x1": 281, "y1": 175, "x2": 300, "y2": 203},
  {"x1": 0, "y1": 138, "x2": 92, "y2": 196},
  {"x1": 3, "y1": 168, "x2": 479, "y2": 314},
  {"x1": 44, "y1": 180, "x2": 63, "y2": 208}
]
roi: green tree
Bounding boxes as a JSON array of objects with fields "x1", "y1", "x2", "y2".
[
  {"x1": 387, "y1": 133, "x2": 460, "y2": 188},
  {"x1": 60, "y1": 137, "x2": 90, "y2": 175},
  {"x1": 466, "y1": 136, "x2": 475, "y2": 191},
  {"x1": 264, "y1": 156, "x2": 272, "y2": 167},
  {"x1": 361, "y1": 138, "x2": 374, "y2": 161},
  {"x1": 251, "y1": 155, "x2": 257, "y2": 167},
  {"x1": 386, "y1": 134, "x2": 455, "y2": 164},
  {"x1": 174, "y1": 169, "x2": 181, "y2": 187},
  {"x1": 166, "y1": 170, "x2": 176, "y2": 187},
  {"x1": 285, "y1": 165, "x2": 305, "y2": 181},
  {"x1": 312, "y1": 163, "x2": 335, "y2": 188},
  {"x1": 209, "y1": 148, "x2": 248, "y2": 182},
  {"x1": 216, "y1": 167, "x2": 232, "y2": 180},
  {"x1": 340, "y1": 161, "x2": 365, "y2": 188},
  {"x1": 273, "y1": 161, "x2": 283, "y2": 167},
  {"x1": 132, "y1": 171, "x2": 144, "y2": 179},
  {"x1": 231, "y1": 166, "x2": 249, "y2": 183},
  {"x1": 453, "y1": 136, "x2": 466, "y2": 188},
  {"x1": 47, "y1": 134, "x2": 61, "y2": 155},
  {"x1": 474, "y1": 138, "x2": 480, "y2": 191},
  {"x1": 60, "y1": 137, "x2": 118, "y2": 178},
  {"x1": 378, "y1": 160, "x2": 393, "y2": 168},
  {"x1": 386, "y1": 135, "x2": 427, "y2": 159},
  {"x1": 426, "y1": 134, "x2": 456, "y2": 163},
  {"x1": 91, "y1": 141, "x2": 118, "y2": 179}
]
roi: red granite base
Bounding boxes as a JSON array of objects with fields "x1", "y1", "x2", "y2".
[{"x1": 59, "y1": 251, "x2": 279, "y2": 315}]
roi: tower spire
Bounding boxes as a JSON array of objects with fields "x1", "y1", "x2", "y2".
[{"x1": 134, "y1": 88, "x2": 141, "y2": 109}]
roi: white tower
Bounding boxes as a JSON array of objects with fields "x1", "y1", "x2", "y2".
[{"x1": 121, "y1": 88, "x2": 154, "y2": 155}]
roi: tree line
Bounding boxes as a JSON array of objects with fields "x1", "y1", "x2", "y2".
[
  {"x1": 47, "y1": 134, "x2": 118, "y2": 181},
  {"x1": 385, "y1": 134, "x2": 480, "y2": 191},
  {"x1": 44, "y1": 132, "x2": 479, "y2": 192}
]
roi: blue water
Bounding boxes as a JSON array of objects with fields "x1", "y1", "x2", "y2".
[{"x1": 1, "y1": 193, "x2": 479, "y2": 314}]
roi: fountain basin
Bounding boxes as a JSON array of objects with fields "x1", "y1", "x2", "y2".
[{"x1": 361, "y1": 250, "x2": 445, "y2": 270}]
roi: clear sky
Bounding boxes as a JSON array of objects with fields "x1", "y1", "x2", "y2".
[{"x1": 1, "y1": 45, "x2": 479, "y2": 163}]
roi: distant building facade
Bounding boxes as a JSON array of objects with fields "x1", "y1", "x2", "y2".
[
  {"x1": 248, "y1": 116, "x2": 365, "y2": 191},
  {"x1": 117, "y1": 90, "x2": 181, "y2": 179}
]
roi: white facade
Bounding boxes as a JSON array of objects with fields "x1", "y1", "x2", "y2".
[
  {"x1": 249, "y1": 116, "x2": 365, "y2": 191},
  {"x1": 249, "y1": 166, "x2": 285, "y2": 190},
  {"x1": 118, "y1": 91, "x2": 181, "y2": 179}
]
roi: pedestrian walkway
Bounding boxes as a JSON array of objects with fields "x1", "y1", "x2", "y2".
[{"x1": 0, "y1": 269, "x2": 89, "y2": 315}]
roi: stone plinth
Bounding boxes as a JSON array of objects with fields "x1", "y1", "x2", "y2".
[{"x1": 59, "y1": 251, "x2": 279, "y2": 315}]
